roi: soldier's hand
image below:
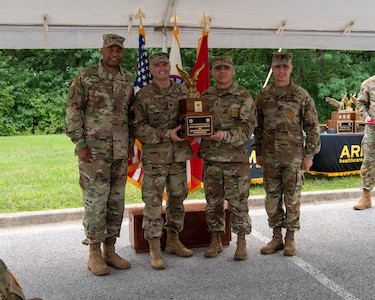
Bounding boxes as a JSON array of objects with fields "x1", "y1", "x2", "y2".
[
  {"x1": 170, "y1": 125, "x2": 186, "y2": 142},
  {"x1": 302, "y1": 158, "x2": 313, "y2": 171},
  {"x1": 210, "y1": 130, "x2": 225, "y2": 143},
  {"x1": 78, "y1": 147, "x2": 93, "y2": 162}
]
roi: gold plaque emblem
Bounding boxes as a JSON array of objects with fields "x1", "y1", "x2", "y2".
[{"x1": 194, "y1": 101, "x2": 203, "y2": 112}]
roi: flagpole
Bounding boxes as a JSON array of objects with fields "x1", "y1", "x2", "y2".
[{"x1": 263, "y1": 48, "x2": 282, "y2": 88}]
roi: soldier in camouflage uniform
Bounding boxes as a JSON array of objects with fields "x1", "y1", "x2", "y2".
[
  {"x1": 353, "y1": 75, "x2": 375, "y2": 210},
  {"x1": 131, "y1": 52, "x2": 194, "y2": 270},
  {"x1": 252, "y1": 52, "x2": 320, "y2": 256},
  {"x1": 198, "y1": 56, "x2": 257, "y2": 260},
  {"x1": 0, "y1": 259, "x2": 41, "y2": 300},
  {"x1": 65, "y1": 34, "x2": 134, "y2": 276}
]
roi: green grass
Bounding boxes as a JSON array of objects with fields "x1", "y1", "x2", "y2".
[{"x1": 0, "y1": 134, "x2": 361, "y2": 214}]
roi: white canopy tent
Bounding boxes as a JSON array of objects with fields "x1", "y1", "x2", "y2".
[{"x1": 1, "y1": 0, "x2": 375, "y2": 50}]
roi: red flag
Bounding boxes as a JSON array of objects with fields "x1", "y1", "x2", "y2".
[
  {"x1": 127, "y1": 139, "x2": 143, "y2": 189},
  {"x1": 191, "y1": 31, "x2": 210, "y2": 94},
  {"x1": 187, "y1": 30, "x2": 210, "y2": 193}
]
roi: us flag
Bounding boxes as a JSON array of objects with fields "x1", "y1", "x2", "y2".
[
  {"x1": 134, "y1": 27, "x2": 152, "y2": 93},
  {"x1": 127, "y1": 26, "x2": 151, "y2": 190}
]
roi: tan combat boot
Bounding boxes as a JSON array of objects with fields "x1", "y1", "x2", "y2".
[
  {"x1": 102, "y1": 237, "x2": 131, "y2": 270},
  {"x1": 204, "y1": 232, "x2": 223, "y2": 258},
  {"x1": 353, "y1": 189, "x2": 372, "y2": 210},
  {"x1": 148, "y1": 238, "x2": 165, "y2": 270},
  {"x1": 283, "y1": 230, "x2": 296, "y2": 256},
  {"x1": 88, "y1": 243, "x2": 110, "y2": 276},
  {"x1": 234, "y1": 234, "x2": 247, "y2": 260},
  {"x1": 164, "y1": 231, "x2": 193, "y2": 257},
  {"x1": 260, "y1": 227, "x2": 284, "y2": 254}
]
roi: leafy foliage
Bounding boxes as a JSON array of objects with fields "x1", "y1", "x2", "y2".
[{"x1": 1, "y1": 48, "x2": 375, "y2": 135}]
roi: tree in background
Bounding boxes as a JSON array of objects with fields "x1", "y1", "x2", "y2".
[{"x1": 1, "y1": 48, "x2": 375, "y2": 136}]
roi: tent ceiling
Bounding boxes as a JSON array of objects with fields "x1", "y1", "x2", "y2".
[{"x1": 2, "y1": 0, "x2": 375, "y2": 50}]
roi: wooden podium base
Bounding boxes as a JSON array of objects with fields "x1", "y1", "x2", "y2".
[{"x1": 128, "y1": 201, "x2": 232, "y2": 253}]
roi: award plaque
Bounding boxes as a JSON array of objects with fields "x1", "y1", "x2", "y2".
[
  {"x1": 179, "y1": 98, "x2": 213, "y2": 137},
  {"x1": 325, "y1": 95, "x2": 366, "y2": 134},
  {"x1": 176, "y1": 64, "x2": 213, "y2": 138},
  {"x1": 327, "y1": 111, "x2": 354, "y2": 133},
  {"x1": 354, "y1": 121, "x2": 365, "y2": 133}
]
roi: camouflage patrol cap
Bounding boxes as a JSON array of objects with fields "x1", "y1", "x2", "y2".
[
  {"x1": 272, "y1": 52, "x2": 293, "y2": 66},
  {"x1": 102, "y1": 34, "x2": 125, "y2": 48},
  {"x1": 149, "y1": 52, "x2": 170, "y2": 65},
  {"x1": 212, "y1": 56, "x2": 233, "y2": 68}
]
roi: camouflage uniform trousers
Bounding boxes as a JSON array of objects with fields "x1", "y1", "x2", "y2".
[
  {"x1": 79, "y1": 159, "x2": 127, "y2": 244},
  {"x1": 203, "y1": 161, "x2": 252, "y2": 235},
  {"x1": 360, "y1": 135, "x2": 375, "y2": 191},
  {"x1": 141, "y1": 162, "x2": 188, "y2": 240},
  {"x1": 262, "y1": 160, "x2": 303, "y2": 231}
]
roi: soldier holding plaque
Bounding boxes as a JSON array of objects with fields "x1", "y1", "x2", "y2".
[
  {"x1": 198, "y1": 56, "x2": 257, "y2": 260},
  {"x1": 131, "y1": 52, "x2": 194, "y2": 270}
]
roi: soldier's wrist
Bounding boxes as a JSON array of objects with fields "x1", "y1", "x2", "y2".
[{"x1": 75, "y1": 141, "x2": 87, "y2": 151}]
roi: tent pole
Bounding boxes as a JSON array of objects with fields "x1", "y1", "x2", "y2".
[
  {"x1": 162, "y1": 0, "x2": 175, "y2": 53},
  {"x1": 162, "y1": 29, "x2": 168, "y2": 53}
]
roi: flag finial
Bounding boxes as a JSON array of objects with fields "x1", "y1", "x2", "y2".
[
  {"x1": 199, "y1": 12, "x2": 211, "y2": 33},
  {"x1": 135, "y1": 7, "x2": 146, "y2": 28},
  {"x1": 169, "y1": 11, "x2": 180, "y2": 29}
]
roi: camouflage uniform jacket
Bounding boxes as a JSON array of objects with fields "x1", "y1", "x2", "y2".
[
  {"x1": 65, "y1": 61, "x2": 134, "y2": 160},
  {"x1": 252, "y1": 82, "x2": 320, "y2": 162},
  {"x1": 198, "y1": 82, "x2": 257, "y2": 162},
  {"x1": 357, "y1": 75, "x2": 375, "y2": 141},
  {"x1": 132, "y1": 80, "x2": 194, "y2": 164},
  {"x1": 0, "y1": 259, "x2": 25, "y2": 300}
]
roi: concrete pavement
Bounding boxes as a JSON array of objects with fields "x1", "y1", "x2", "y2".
[{"x1": 1, "y1": 188, "x2": 373, "y2": 300}]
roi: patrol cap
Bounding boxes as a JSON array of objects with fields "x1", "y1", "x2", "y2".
[
  {"x1": 149, "y1": 52, "x2": 170, "y2": 65},
  {"x1": 212, "y1": 56, "x2": 233, "y2": 68},
  {"x1": 102, "y1": 34, "x2": 125, "y2": 48},
  {"x1": 271, "y1": 52, "x2": 293, "y2": 66}
]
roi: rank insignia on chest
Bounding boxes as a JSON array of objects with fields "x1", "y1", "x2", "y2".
[
  {"x1": 231, "y1": 108, "x2": 239, "y2": 117},
  {"x1": 287, "y1": 111, "x2": 294, "y2": 118}
]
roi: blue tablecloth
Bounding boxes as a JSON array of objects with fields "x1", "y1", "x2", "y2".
[{"x1": 247, "y1": 133, "x2": 364, "y2": 183}]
